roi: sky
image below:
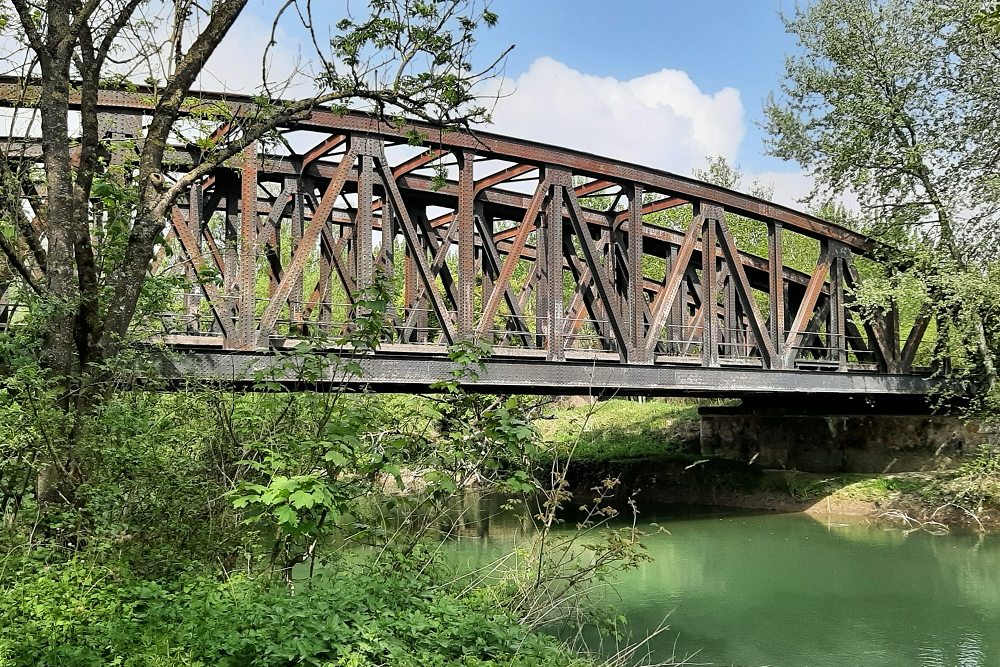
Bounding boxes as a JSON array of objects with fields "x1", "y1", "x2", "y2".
[{"x1": 203, "y1": 1, "x2": 813, "y2": 208}]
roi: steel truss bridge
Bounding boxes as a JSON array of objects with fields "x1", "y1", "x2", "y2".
[{"x1": 0, "y1": 82, "x2": 933, "y2": 400}]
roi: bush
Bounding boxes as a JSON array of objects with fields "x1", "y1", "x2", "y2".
[{"x1": 0, "y1": 558, "x2": 586, "y2": 667}]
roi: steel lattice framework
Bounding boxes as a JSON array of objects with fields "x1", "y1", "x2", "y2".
[{"x1": 0, "y1": 81, "x2": 934, "y2": 398}]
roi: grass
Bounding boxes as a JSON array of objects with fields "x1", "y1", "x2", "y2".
[
  {"x1": 535, "y1": 399, "x2": 702, "y2": 463},
  {"x1": 838, "y1": 475, "x2": 932, "y2": 500},
  {"x1": 754, "y1": 470, "x2": 942, "y2": 504}
]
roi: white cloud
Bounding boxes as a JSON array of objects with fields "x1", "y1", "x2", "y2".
[
  {"x1": 751, "y1": 170, "x2": 816, "y2": 210},
  {"x1": 198, "y1": 10, "x2": 318, "y2": 97},
  {"x1": 486, "y1": 57, "x2": 744, "y2": 176},
  {"x1": 751, "y1": 169, "x2": 862, "y2": 213},
  {"x1": 482, "y1": 57, "x2": 865, "y2": 217}
]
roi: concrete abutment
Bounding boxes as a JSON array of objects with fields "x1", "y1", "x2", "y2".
[{"x1": 699, "y1": 404, "x2": 997, "y2": 473}]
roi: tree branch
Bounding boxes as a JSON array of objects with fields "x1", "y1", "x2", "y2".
[
  {"x1": 96, "y1": 0, "x2": 145, "y2": 67},
  {"x1": 62, "y1": 0, "x2": 105, "y2": 52},
  {"x1": 101, "y1": 0, "x2": 249, "y2": 348},
  {"x1": 0, "y1": 233, "x2": 41, "y2": 295},
  {"x1": 9, "y1": 0, "x2": 49, "y2": 64}
]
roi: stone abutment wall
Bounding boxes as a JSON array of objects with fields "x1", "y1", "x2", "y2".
[{"x1": 700, "y1": 407, "x2": 996, "y2": 473}]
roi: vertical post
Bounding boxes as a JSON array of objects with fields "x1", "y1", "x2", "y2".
[
  {"x1": 888, "y1": 299, "x2": 901, "y2": 360},
  {"x1": 545, "y1": 175, "x2": 565, "y2": 360},
  {"x1": 186, "y1": 183, "x2": 203, "y2": 333},
  {"x1": 457, "y1": 150, "x2": 476, "y2": 337},
  {"x1": 627, "y1": 184, "x2": 646, "y2": 363},
  {"x1": 830, "y1": 259, "x2": 846, "y2": 370},
  {"x1": 402, "y1": 253, "x2": 419, "y2": 341},
  {"x1": 268, "y1": 200, "x2": 281, "y2": 300},
  {"x1": 701, "y1": 206, "x2": 720, "y2": 367},
  {"x1": 613, "y1": 218, "x2": 627, "y2": 317},
  {"x1": 290, "y1": 183, "x2": 304, "y2": 328},
  {"x1": 600, "y1": 223, "x2": 616, "y2": 346},
  {"x1": 404, "y1": 204, "x2": 428, "y2": 342},
  {"x1": 309, "y1": 185, "x2": 333, "y2": 331},
  {"x1": 223, "y1": 174, "x2": 239, "y2": 341},
  {"x1": 342, "y1": 218, "x2": 363, "y2": 334},
  {"x1": 237, "y1": 145, "x2": 258, "y2": 348},
  {"x1": 381, "y1": 196, "x2": 395, "y2": 272},
  {"x1": 477, "y1": 203, "x2": 494, "y2": 310},
  {"x1": 345, "y1": 205, "x2": 357, "y2": 297},
  {"x1": 355, "y1": 153, "x2": 374, "y2": 292},
  {"x1": 829, "y1": 245, "x2": 848, "y2": 371},
  {"x1": 591, "y1": 221, "x2": 609, "y2": 344},
  {"x1": 379, "y1": 194, "x2": 396, "y2": 336},
  {"x1": 535, "y1": 182, "x2": 550, "y2": 349},
  {"x1": 768, "y1": 221, "x2": 785, "y2": 367},
  {"x1": 783, "y1": 282, "x2": 792, "y2": 340}
]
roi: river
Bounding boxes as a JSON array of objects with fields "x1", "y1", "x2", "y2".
[{"x1": 445, "y1": 502, "x2": 1000, "y2": 666}]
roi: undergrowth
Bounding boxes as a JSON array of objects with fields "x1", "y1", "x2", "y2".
[
  {"x1": 0, "y1": 552, "x2": 587, "y2": 667},
  {"x1": 536, "y1": 399, "x2": 702, "y2": 463}
]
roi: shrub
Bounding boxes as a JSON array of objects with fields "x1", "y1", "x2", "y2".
[{"x1": 0, "y1": 558, "x2": 586, "y2": 667}]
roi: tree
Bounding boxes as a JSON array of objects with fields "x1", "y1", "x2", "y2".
[
  {"x1": 763, "y1": 0, "x2": 999, "y2": 404},
  {"x1": 692, "y1": 155, "x2": 773, "y2": 201},
  {"x1": 0, "y1": 0, "x2": 506, "y2": 499}
]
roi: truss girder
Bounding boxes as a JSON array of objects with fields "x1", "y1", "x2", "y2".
[{"x1": 0, "y1": 82, "x2": 931, "y2": 383}]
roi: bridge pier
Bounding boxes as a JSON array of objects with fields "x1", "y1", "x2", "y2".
[{"x1": 699, "y1": 403, "x2": 997, "y2": 474}]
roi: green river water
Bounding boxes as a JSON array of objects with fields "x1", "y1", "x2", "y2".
[{"x1": 446, "y1": 504, "x2": 1000, "y2": 667}]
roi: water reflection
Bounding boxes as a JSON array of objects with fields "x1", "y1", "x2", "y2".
[{"x1": 443, "y1": 498, "x2": 1000, "y2": 667}]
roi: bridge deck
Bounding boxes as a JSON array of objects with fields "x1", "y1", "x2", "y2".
[{"x1": 154, "y1": 344, "x2": 933, "y2": 400}]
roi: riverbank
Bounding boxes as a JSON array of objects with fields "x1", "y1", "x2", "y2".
[{"x1": 537, "y1": 399, "x2": 1000, "y2": 531}]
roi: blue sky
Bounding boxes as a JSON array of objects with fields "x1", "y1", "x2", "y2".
[
  {"x1": 216, "y1": 1, "x2": 811, "y2": 205},
  {"x1": 471, "y1": 0, "x2": 799, "y2": 173}
]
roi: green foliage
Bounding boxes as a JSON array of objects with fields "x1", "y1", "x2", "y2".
[
  {"x1": 0, "y1": 279, "x2": 651, "y2": 667},
  {"x1": 537, "y1": 399, "x2": 702, "y2": 463},
  {"x1": 821, "y1": 474, "x2": 930, "y2": 503},
  {"x1": 0, "y1": 558, "x2": 584, "y2": 667},
  {"x1": 764, "y1": 0, "x2": 971, "y2": 226},
  {"x1": 693, "y1": 156, "x2": 773, "y2": 201},
  {"x1": 326, "y1": 0, "x2": 503, "y2": 124},
  {"x1": 433, "y1": 337, "x2": 494, "y2": 388},
  {"x1": 412, "y1": 339, "x2": 544, "y2": 497},
  {"x1": 780, "y1": 472, "x2": 859, "y2": 503},
  {"x1": 976, "y1": 4, "x2": 1000, "y2": 31},
  {"x1": 776, "y1": 460, "x2": 1000, "y2": 528}
]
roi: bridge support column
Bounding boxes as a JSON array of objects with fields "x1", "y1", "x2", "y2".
[{"x1": 699, "y1": 403, "x2": 996, "y2": 473}]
